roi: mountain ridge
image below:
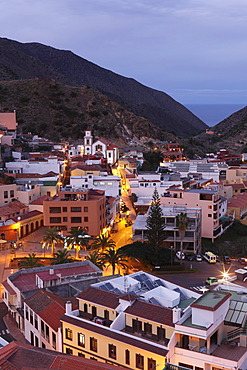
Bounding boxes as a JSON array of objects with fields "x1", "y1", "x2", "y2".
[{"x1": 0, "y1": 37, "x2": 207, "y2": 137}]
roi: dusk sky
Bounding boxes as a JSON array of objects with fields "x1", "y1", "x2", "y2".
[{"x1": 0, "y1": 0, "x2": 247, "y2": 105}]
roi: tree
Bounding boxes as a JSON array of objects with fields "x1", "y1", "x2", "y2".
[
  {"x1": 52, "y1": 249, "x2": 74, "y2": 265},
  {"x1": 41, "y1": 227, "x2": 63, "y2": 256},
  {"x1": 146, "y1": 188, "x2": 166, "y2": 252},
  {"x1": 85, "y1": 251, "x2": 105, "y2": 270},
  {"x1": 19, "y1": 254, "x2": 43, "y2": 269},
  {"x1": 91, "y1": 235, "x2": 116, "y2": 252},
  {"x1": 176, "y1": 212, "x2": 189, "y2": 257},
  {"x1": 66, "y1": 227, "x2": 90, "y2": 258},
  {"x1": 101, "y1": 248, "x2": 128, "y2": 275}
]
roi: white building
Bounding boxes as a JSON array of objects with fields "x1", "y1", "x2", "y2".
[
  {"x1": 6, "y1": 157, "x2": 62, "y2": 175},
  {"x1": 70, "y1": 174, "x2": 121, "y2": 198}
]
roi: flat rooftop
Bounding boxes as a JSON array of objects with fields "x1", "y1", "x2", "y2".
[{"x1": 191, "y1": 291, "x2": 230, "y2": 311}]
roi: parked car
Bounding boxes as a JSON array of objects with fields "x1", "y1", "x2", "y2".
[
  {"x1": 195, "y1": 254, "x2": 202, "y2": 262},
  {"x1": 238, "y1": 257, "x2": 247, "y2": 265},
  {"x1": 205, "y1": 277, "x2": 219, "y2": 286},
  {"x1": 187, "y1": 255, "x2": 194, "y2": 261},
  {"x1": 223, "y1": 256, "x2": 231, "y2": 264},
  {"x1": 176, "y1": 251, "x2": 185, "y2": 260}
]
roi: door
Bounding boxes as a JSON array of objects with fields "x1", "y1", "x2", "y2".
[
  {"x1": 148, "y1": 358, "x2": 156, "y2": 370},
  {"x1": 182, "y1": 334, "x2": 189, "y2": 349}
]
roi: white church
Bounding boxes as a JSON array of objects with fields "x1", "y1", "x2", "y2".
[{"x1": 68, "y1": 130, "x2": 119, "y2": 165}]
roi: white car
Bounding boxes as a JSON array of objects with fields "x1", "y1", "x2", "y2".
[
  {"x1": 176, "y1": 251, "x2": 185, "y2": 260},
  {"x1": 195, "y1": 254, "x2": 202, "y2": 262}
]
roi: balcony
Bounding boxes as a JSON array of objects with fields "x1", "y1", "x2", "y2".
[
  {"x1": 123, "y1": 325, "x2": 169, "y2": 346},
  {"x1": 164, "y1": 364, "x2": 192, "y2": 370},
  {"x1": 78, "y1": 310, "x2": 112, "y2": 327}
]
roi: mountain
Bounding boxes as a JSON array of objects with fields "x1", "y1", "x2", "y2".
[
  {"x1": 0, "y1": 79, "x2": 174, "y2": 145},
  {"x1": 182, "y1": 106, "x2": 247, "y2": 156},
  {"x1": 0, "y1": 37, "x2": 207, "y2": 137}
]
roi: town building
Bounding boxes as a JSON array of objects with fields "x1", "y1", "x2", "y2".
[
  {"x1": 0, "y1": 341, "x2": 126, "y2": 369},
  {"x1": 70, "y1": 174, "x2": 121, "y2": 197},
  {"x1": 0, "y1": 112, "x2": 18, "y2": 137},
  {"x1": 160, "y1": 188, "x2": 225, "y2": 241},
  {"x1": 132, "y1": 206, "x2": 202, "y2": 253},
  {"x1": 43, "y1": 188, "x2": 106, "y2": 236},
  {"x1": 61, "y1": 271, "x2": 200, "y2": 369},
  {"x1": 5, "y1": 156, "x2": 62, "y2": 175},
  {"x1": 2, "y1": 261, "x2": 102, "y2": 331}
]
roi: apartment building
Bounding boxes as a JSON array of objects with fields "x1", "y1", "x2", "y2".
[
  {"x1": 5, "y1": 156, "x2": 62, "y2": 175},
  {"x1": 2, "y1": 261, "x2": 102, "y2": 331},
  {"x1": 160, "y1": 188, "x2": 223, "y2": 241},
  {"x1": 70, "y1": 174, "x2": 121, "y2": 197},
  {"x1": 132, "y1": 206, "x2": 202, "y2": 253},
  {"x1": 61, "y1": 272, "x2": 247, "y2": 370},
  {"x1": 43, "y1": 188, "x2": 106, "y2": 236},
  {"x1": 24, "y1": 289, "x2": 77, "y2": 351},
  {"x1": 61, "y1": 271, "x2": 200, "y2": 369}
]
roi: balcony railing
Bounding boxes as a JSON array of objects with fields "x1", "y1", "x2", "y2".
[{"x1": 164, "y1": 363, "x2": 192, "y2": 370}]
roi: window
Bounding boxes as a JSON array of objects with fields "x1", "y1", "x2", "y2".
[
  {"x1": 84, "y1": 207, "x2": 88, "y2": 212},
  {"x1": 90, "y1": 337, "x2": 97, "y2": 352},
  {"x1": 71, "y1": 217, "x2": 82, "y2": 223},
  {"x1": 45, "y1": 325, "x2": 49, "y2": 342},
  {"x1": 41, "y1": 320, "x2": 45, "y2": 337},
  {"x1": 65, "y1": 328, "x2": 73, "y2": 340},
  {"x1": 104, "y1": 310, "x2": 109, "y2": 320},
  {"x1": 63, "y1": 207, "x2": 67, "y2": 212},
  {"x1": 208, "y1": 214, "x2": 212, "y2": 218},
  {"x1": 144, "y1": 322, "x2": 152, "y2": 336},
  {"x1": 84, "y1": 217, "x2": 88, "y2": 222},
  {"x1": 63, "y1": 217, "x2": 67, "y2": 222},
  {"x1": 71, "y1": 207, "x2": 81, "y2": 212},
  {"x1": 4, "y1": 191, "x2": 8, "y2": 199},
  {"x1": 41, "y1": 342, "x2": 46, "y2": 349},
  {"x1": 50, "y1": 217, "x2": 61, "y2": 223},
  {"x1": 136, "y1": 354, "x2": 144, "y2": 369},
  {"x1": 66, "y1": 347, "x2": 73, "y2": 355},
  {"x1": 78, "y1": 333, "x2": 85, "y2": 347},
  {"x1": 10, "y1": 190, "x2": 14, "y2": 198},
  {"x1": 125, "y1": 349, "x2": 130, "y2": 365},
  {"x1": 108, "y1": 344, "x2": 116, "y2": 359},
  {"x1": 35, "y1": 336, "x2": 39, "y2": 347},
  {"x1": 30, "y1": 310, "x2": 33, "y2": 325},
  {"x1": 34, "y1": 314, "x2": 38, "y2": 330},
  {"x1": 208, "y1": 205, "x2": 212, "y2": 209},
  {"x1": 78, "y1": 352, "x2": 85, "y2": 357},
  {"x1": 49, "y1": 207, "x2": 61, "y2": 213},
  {"x1": 84, "y1": 303, "x2": 88, "y2": 313},
  {"x1": 52, "y1": 332, "x2": 56, "y2": 349},
  {"x1": 25, "y1": 307, "x2": 29, "y2": 321},
  {"x1": 148, "y1": 358, "x2": 156, "y2": 370},
  {"x1": 92, "y1": 306, "x2": 97, "y2": 317}
]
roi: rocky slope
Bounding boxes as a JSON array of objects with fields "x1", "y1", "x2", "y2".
[
  {"x1": 0, "y1": 79, "x2": 175, "y2": 145},
  {"x1": 0, "y1": 37, "x2": 207, "y2": 137}
]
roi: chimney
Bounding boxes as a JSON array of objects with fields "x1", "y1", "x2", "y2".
[
  {"x1": 49, "y1": 268, "x2": 54, "y2": 275},
  {"x1": 172, "y1": 307, "x2": 182, "y2": 323},
  {"x1": 66, "y1": 301, "x2": 72, "y2": 315}
]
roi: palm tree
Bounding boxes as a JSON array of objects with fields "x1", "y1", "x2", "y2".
[
  {"x1": 176, "y1": 212, "x2": 189, "y2": 258},
  {"x1": 66, "y1": 227, "x2": 90, "y2": 258},
  {"x1": 85, "y1": 251, "x2": 105, "y2": 270},
  {"x1": 52, "y1": 249, "x2": 74, "y2": 265},
  {"x1": 101, "y1": 247, "x2": 128, "y2": 275},
  {"x1": 19, "y1": 254, "x2": 43, "y2": 269},
  {"x1": 41, "y1": 227, "x2": 63, "y2": 256},
  {"x1": 91, "y1": 235, "x2": 116, "y2": 252}
]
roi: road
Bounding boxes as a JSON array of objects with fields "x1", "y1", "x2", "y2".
[{"x1": 157, "y1": 258, "x2": 241, "y2": 289}]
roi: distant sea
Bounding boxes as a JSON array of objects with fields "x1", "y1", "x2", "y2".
[{"x1": 185, "y1": 104, "x2": 246, "y2": 127}]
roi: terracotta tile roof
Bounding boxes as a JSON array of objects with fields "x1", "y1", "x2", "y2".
[
  {"x1": 212, "y1": 343, "x2": 247, "y2": 361},
  {"x1": 228, "y1": 193, "x2": 247, "y2": 208},
  {"x1": 10, "y1": 210, "x2": 43, "y2": 222},
  {"x1": 0, "y1": 200, "x2": 27, "y2": 217},
  {"x1": 0, "y1": 341, "x2": 125, "y2": 369},
  {"x1": 125, "y1": 299, "x2": 174, "y2": 327},
  {"x1": 10, "y1": 262, "x2": 100, "y2": 293},
  {"x1": 15, "y1": 171, "x2": 58, "y2": 178},
  {"x1": 2, "y1": 280, "x2": 16, "y2": 296},
  {"x1": 228, "y1": 183, "x2": 246, "y2": 189},
  {"x1": 61, "y1": 315, "x2": 168, "y2": 357},
  {"x1": 30, "y1": 195, "x2": 53, "y2": 205},
  {"x1": 24, "y1": 290, "x2": 78, "y2": 331},
  {"x1": 71, "y1": 163, "x2": 104, "y2": 172},
  {"x1": 78, "y1": 287, "x2": 120, "y2": 309}
]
